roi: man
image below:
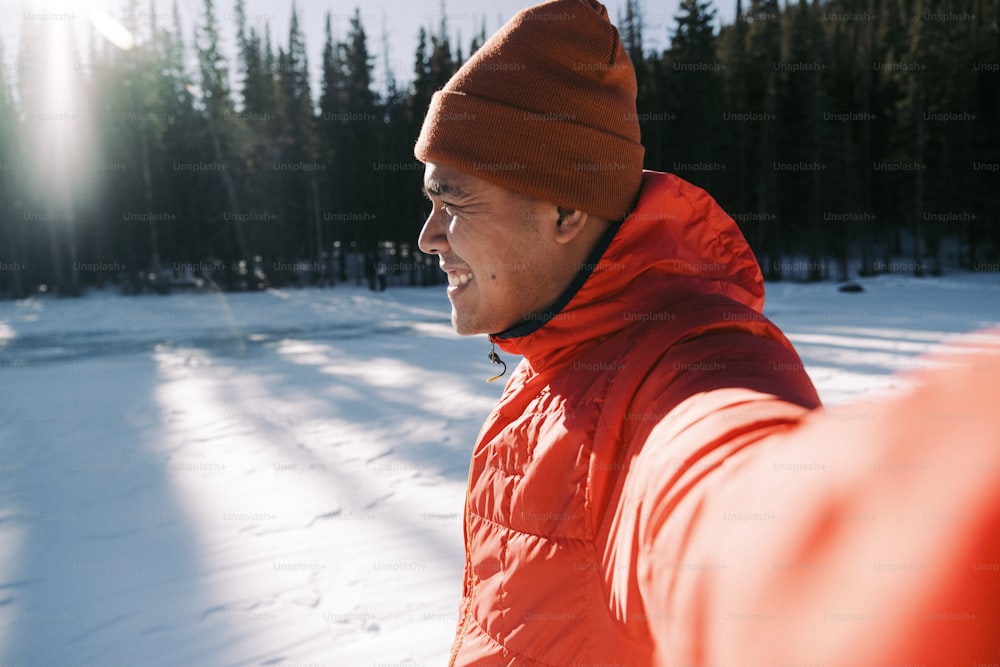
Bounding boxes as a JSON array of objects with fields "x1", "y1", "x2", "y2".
[{"x1": 415, "y1": 1, "x2": 1000, "y2": 665}]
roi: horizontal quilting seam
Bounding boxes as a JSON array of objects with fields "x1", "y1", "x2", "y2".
[
  {"x1": 495, "y1": 396, "x2": 604, "y2": 419},
  {"x1": 467, "y1": 612, "x2": 562, "y2": 667},
  {"x1": 469, "y1": 509, "x2": 593, "y2": 544},
  {"x1": 486, "y1": 412, "x2": 600, "y2": 476}
]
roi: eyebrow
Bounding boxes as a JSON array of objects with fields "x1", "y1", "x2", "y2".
[{"x1": 423, "y1": 179, "x2": 471, "y2": 201}]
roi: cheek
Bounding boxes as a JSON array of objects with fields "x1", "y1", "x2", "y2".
[{"x1": 457, "y1": 214, "x2": 544, "y2": 286}]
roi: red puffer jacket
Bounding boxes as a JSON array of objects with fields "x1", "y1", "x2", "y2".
[
  {"x1": 450, "y1": 170, "x2": 1000, "y2": 666},
  {"x1": 449, "y1": 170, "x2": 821, "y2": 665}
]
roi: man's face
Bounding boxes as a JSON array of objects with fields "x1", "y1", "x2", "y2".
[{"x1": 418, "y1": 162, "x2": 560, "y2": 336}]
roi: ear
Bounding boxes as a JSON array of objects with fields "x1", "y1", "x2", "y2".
[{"x1": 553, "y1": 207, "x2": 593, "y2": 245}]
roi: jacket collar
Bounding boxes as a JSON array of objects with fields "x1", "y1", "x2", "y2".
[
  {"x1": 491, "y1": 220, "x2": 622, "y2": 341},
  {"x1": 488, "y1": 170, "x2": 765, "y2": 371}
]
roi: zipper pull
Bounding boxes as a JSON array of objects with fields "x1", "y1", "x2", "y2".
[{"x1": 486, "y1": 341, "x2": 507, "y2": 383}]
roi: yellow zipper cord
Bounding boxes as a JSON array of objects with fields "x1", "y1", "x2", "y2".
[{"x1": 486, "y1": 341, "x2": 507, "y2": 383}]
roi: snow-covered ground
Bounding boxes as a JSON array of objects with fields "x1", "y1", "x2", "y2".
[{"x1": 0, "y1": 272, "x2": 999, "y2": 666}]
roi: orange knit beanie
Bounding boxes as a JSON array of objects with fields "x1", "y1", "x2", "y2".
[{"x1": 414, "y1": 0, "x2": 645, "y2": 222}]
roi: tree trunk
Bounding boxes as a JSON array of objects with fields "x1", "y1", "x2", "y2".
[
  {"x1": 912, "y1": 72, "x2": 925, "y2": 277},
  {"x1": 140, "y1": 129, "x2": 162, "y2": 274}
]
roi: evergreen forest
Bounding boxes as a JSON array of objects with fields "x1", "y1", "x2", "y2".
[{"x1": 0, "y1": 0, "x2": 997, "y2": 297}]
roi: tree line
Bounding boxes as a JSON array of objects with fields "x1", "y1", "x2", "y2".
[{"x1": 0, "y1": 0, "x2": 996, "y2": 298}]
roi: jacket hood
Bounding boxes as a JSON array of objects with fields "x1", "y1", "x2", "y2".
[{"x1": 491, "y1": 171, "x2": 765, "y2": 366}]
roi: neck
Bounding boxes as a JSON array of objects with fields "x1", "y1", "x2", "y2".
[{"x1": 494, "y1": 219, "x2": 620, "y2": 340}]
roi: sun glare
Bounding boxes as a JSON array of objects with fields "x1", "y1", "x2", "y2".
[
  {"x1": 89, "y1": 10, "x2": 135, "y2": 51},
  {"x1": 17, "y1": 0, "x2": 134, "y2": 216},
  {"x1": 20, "y1": 0, "x2": 85, "y2": 201}
]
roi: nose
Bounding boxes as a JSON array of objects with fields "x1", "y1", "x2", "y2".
[{"x1": 418, "y1": 206, "x2": 450, "y2": 256}]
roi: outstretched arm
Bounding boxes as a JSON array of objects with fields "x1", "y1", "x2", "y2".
[{"x1": 636, "y1": 332, "x2": 1000, "y2": 666}]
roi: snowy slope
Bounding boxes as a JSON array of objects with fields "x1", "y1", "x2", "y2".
[
  {"x1": 764, "y1": 273, "x2": 1000, "y2": 403},
  {"x1": 0, "y1": 272, "x2": 998, "y2": 666}
]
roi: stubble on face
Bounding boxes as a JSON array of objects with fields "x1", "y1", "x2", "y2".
[{"x1": 419, "y1": 163, "x2": 562, "y2": 336}]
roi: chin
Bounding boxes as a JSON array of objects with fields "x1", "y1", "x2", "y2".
[{"x1": 451, "y1": 310, "x2": 482, "y2": 336}]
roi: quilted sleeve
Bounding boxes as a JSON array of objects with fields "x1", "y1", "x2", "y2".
[{"x1": 635, "y1": 332, "x2": 1000, "y2": 666}]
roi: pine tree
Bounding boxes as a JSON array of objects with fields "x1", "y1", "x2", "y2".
[
  {"x1": 716, "y1": 0, "x2": 752, "y2": 226},
  {"x1": 344, "y1": 10, "x2": 379, "y2": 256},
  {"x1": 776, "y1": 0, "x2": 826, "y2": 280},
  {"x1": 469, "y1": 19, "x2": 487, "y2": 57},
  {"x1": 857, "y1": 0, "x2": 879, "y2": 276},
  {"x1": 319, "y1": 13, "x2": 349, "y2": 281},
  {"x1": 158, "y1": 1, "x2": 202, "y2": 267},
  {"x1": 621, "y1": 0, "x2": 664, "y2": 172},
  {"x1": 912, "y1": 0, "x2": 979, "y2": 276},
  {"x1": 620, "y1": 0, "x2": 645, "y2": 68},
  {"x1": 411, "y1": 26, "x2": 432, "y2": 138},
  {"x1": 232, "y1": 0, "x2": 287, "y2": 284},
  {"x1": 968, "y1": 0, "x2": 1000, "y2": 265},
  {"x1": 273, "y1": 4, "x2": 323, "y2": 281},
  {"x1": 743, "y1": 0, "x2": 783, "y2": 279},
  {"x1": 664, "y1": 0, "x2": 722, "y2": 189},
  {"x1": 428, "y1": 13, "x2": 457, "y2": 92},
  {"x1": 0, "y1": 36, "x2": 25, "y2": 297},
  {"x1": 896, "y1": 0, "x2": 931, "y2": 275},
  {"x1": 194, "y1": 0, "x2": 235, "y2": 272},
  {"x1": 195, "y1": 0, "x2": 250, "y2": 287},
  {"x1": 822, "y1": 0, "x2": 881, "y2": 276},
  {"x1": 86, "y1": 15, "x2": 131, "y2": 288},
  {"x1": 126, "y1": 12, "x2": 167, "y2": 277},
  {"x1": 345, "y1": 10, "x2": 376, "y2": 117}
]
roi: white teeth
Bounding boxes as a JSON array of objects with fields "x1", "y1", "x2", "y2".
[{"x1": 448, "y1": 272, "x2": 473, "y2": 287}]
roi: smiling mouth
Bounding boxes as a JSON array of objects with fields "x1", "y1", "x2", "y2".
[{"x1": 447, "y1": 272, "x2": 474, "y2": 288}]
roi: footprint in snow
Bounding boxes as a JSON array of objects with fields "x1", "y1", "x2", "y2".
[
  {"x1": 307, "y1": 510, "x2": 342, "y2": 527},
  {"x1": 365, "y1": 492, "x2": 394, "y2": 510}
]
